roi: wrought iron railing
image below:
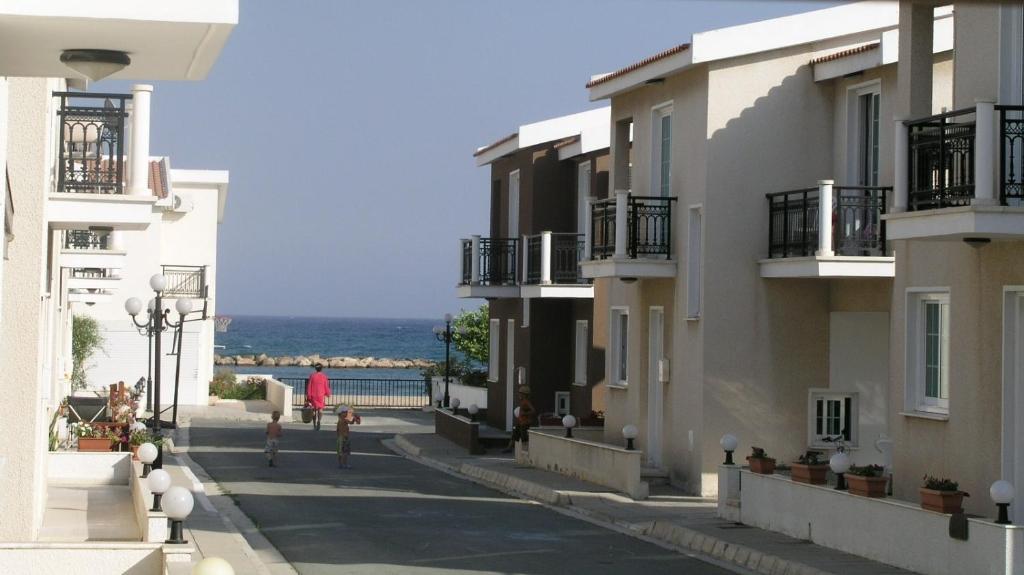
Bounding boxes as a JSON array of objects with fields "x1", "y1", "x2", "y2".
[
  {"x1": 907, "y1": 107, "x2": 976, "y2": 210},
  {"x1": 55, "y1": 92, "x2": 131, "y2": 195},
  {"x1": 460, "y1": 239, "x2": 472, "y2": 284},
  {"x1": 70, "y1": 268, "x2": 114, "y2": 279},
  {"x1": 282, "y1": 377, "x2": 431, "y2": 408},
  {"x1": 161, "y1": 265, "x2": 207, "y2": 298},
  {"x1": 999, "y1": 105, "x2": 1024, "y2": 206},
  {"x1": 478, "y1": 237, "x2": 518, "y2": 285},
  {"x1": 524, "y1": 233, "x2": 587, "y2": 284},
  {"x1": 767, "y1": 186, "x2": 889, "y2": 258},
  {"x1": 590, "y1": 198, "x2": 617, "y2": 259},
  {"x1": 63, "y1": 230, "x2": 109, "y2": 250},
  {"x1": 590, "y1": 195, "x2": 677, "y2": 260}
]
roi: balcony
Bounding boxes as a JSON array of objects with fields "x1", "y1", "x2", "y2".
[
  {"x1": 580, "y1": 191, "x2": 677, "y2": 280},
  {"x1": 161, "y1": 265, "x2": 208, "y2": 299},
  {"x1": 67, "y1": 268, "x2": 120, "y2": 293},
  {"x1": 759, "y1": 181, "x2": 895, "y2": 278},
  {"x1": 521, "y1": 232, "x2": 593, "y2": 299},
  {"x1": 47, "y1": 92, "x2": 156, "y2": 231},
  {"x1": 59, "y1": 230, "x2": 126, "y2": 270},
  {"x1": 457, "y1": 237, "x2": 521, "y2": 299},
  {"x1": 885, "y1": 102, "x2": 1024, "y2": 240}
]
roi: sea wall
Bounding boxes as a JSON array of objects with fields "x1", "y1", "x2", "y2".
[{"x1": 214, "y1": 353, "x2": 435, "y2": 369}]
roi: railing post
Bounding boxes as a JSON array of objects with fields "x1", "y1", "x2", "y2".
[
  {"x1": 584, "y1": 197, "x2": 594, "y2": 261},
  {"x1": 614, "y1": 189, "x2": 628, "y2": 258},
  {"x1": 894, "y1": 118, "x2": 909, "y2": 212},
  {"x1": 816, "y1": 180, "x2": 834, "y2": 257},
  {"x1": 540, "y1": 231, "x2": 552, "y2": 285},
  {"x1": 470, "y1": 235, "x2": 481, "y2": 285},
  {"x1": 973, "y1": 99, "x2": 997, "y2": 206},
  {"x1": 128, "y1": 85, "x2": 153, "y2": 196}
]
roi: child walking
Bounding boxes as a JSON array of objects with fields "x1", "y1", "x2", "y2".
[
  {"x1": 336, "y1": 404, "x2": 361, "y2": 469},
  {"x1": 265, "y1": 410, "x2": 283, "y2": 467}
]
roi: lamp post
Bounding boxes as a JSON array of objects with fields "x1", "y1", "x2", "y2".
[
  {"x1": 126, "y1": 274, "x2": 169, "y2": 466},
  {"x1": 991, "y1": 480, "x2": 1015, "y2": 524},
  {"x1": 165, "y1": 297, "x2": 206, "y2": 427},
  {"x1": 829, "y1": 450, "x2": 852, "y2": 491},
  {"x1": 468, "y1": 404, "x2": 479, "y2": 422},
  {"x1": 147, "y1": 468, "x2": 171, "y2": 512},
  {"x1": 433, "y1": 313, "x2": 467, "y2": 408},
  {"x1": 138, "y1": 442, "x2": 158, "y2": 478},
  {"x1": 163, "y1": 486, "x2": 195, "y2": 544},
  {"x1": 562, "y1": 415, "x2": 577, "y2": 438}
]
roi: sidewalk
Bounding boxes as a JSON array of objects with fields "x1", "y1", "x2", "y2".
[{"x1": 390, "y1": 433, "x2": 916, "y2": 575}]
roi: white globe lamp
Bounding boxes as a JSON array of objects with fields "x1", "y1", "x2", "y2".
[
  {"x1": 124, "y1": 297, "x2": 143, "y2": 316},
  {"x1": 192, "y1": 557, "x2": 235, "y2": 575},
  {"x1": 175, "y1": 298, "x2": 193, "y2": 316},
  {"x1": 622, "y1": 424, "x2": 639, "y2": 451},
  {"x1": 720, "y1": 434, "x2": 739, "y2": 465},
  {"x1": 562, "y1": 414, "x2": 577, "y2": 438},
  {"x1": 991, "y1": 480, "x2": 1015, "y2": 524},
  {"x1": 450, "y1": 397, "x2": 461, "y2": 412},
  {"x1": 146, "y1": 468, "x2": 171, "y2": 512},
  {"x1": 467, "y1": 404, "x2": 479, "y2": 421},
  {"x1": 163, "y1": 486, "x2": 195, "y2": 544},
  {"x1": 149, "y1": 273, "x2": 166, "y2": 293},
  {"x1": 138, "y1": 442, "x2": 158, "y2": 477},
  {"x1": 829, "y1": 451, "x2": 852, "y2": 491}
]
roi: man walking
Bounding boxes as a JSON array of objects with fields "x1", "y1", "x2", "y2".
[{"x1": 306, "y1": 363, "x2": 330, "y2": 431}]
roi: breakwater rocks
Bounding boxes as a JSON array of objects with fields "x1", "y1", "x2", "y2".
[{"x1": 214, "y1": 353, "x2": 436, "y2": 370}]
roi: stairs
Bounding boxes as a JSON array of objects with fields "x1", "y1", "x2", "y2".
[{"x1": 642, "y1": 467, "x2": 670, "y2": 487}]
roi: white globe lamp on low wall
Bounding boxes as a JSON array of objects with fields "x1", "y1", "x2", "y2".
[
  {"x1": 562, "y1": 415, "x2": 577, "y2": 438},
  {"x1": 467, "y1": 404, "x2": 479, "y2": 422},
  {"x1": 450, "y1": 397, "x2": 461, "y2": 412},
  {"x1": 164, "y1": 486, "x2": 195, "y2": 544},
  {"x1": 720, "y1": 434, "x2": 738, "y2": 465},
  {"x1": 193, "y1": 557, "x2": 235, "y2": 575},
  {"x1": 146, "y1": 468, "x2": 171, "y2": 512},
  {"x1": 622, "y1": 424, "x2": 638, "y2": 451},
  {"x1": 138, "y1": 442, "x2": 158, "y2": 478},
  {"x1": 991, "y1": 480, "x2": 1015, "y2": 524},
  {"x1": 829, "y1": 451, "x2": 852, "y2": 491}
]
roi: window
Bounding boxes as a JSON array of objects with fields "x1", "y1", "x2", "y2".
[
  {"x1": 687, "y1": 205, "x2": 702, "y2": 319},
  {"x1": 651, "y1": 103, "x2": 672, "y2": 197},
  {"x1": 610, "y1": 308, "x2": 629, "y2": 386},
  {"x1": 848, "y1": 83, "x2": 880, "y2": 186},
  {"x1": 808, "y1": 390, "x2": 857, "y2": 447},
  {"x1": 574, "y1": 320, "x2": 588, "y2": 386},
  {"x1": 488, "y1": 318, "x2": 500, "y2": 382},
  {"x1": 905, "y1": 290, "x2": 950, "y2": 414}
]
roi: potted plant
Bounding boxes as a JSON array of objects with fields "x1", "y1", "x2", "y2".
[
  {"x1": 128, "y1": 428, "x2": 159, "y2": 459},
  {"x1": 790, "y1": 450, "x2": 829, "y2": 485},
  {"x1": 72, "y1": 423, "x2": 114, "y2": 452},
  {"x1": 920, "y1": 476, "x2": 969, "y2": 514},
  {"x1": 846, "y1": 464, "x2": 887, "y2": 497},
  {"x1": 746, "y1": 447, "x2": 776, "y2": 475}
]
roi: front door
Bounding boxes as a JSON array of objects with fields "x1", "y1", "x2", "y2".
[
  {"x1": 506, "y1": 319, "x2": 515, "y2": 432},
  {"x1": 647, "y1": 307, "x2": 664, "y2": 468}
]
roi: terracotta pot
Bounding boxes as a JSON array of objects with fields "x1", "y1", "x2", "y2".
[
  {"x1": 747, "y1": 457, "x2": 776, "y2": 475},
  {"x1": 78, "y1": 437, "x2": 113, "y2": 452},
  {"x1": 130, "y1": 444, "x2": 140, "y2": 460},
  {"x1": 790, "y1": 463, "x2": 829, "y2": 485},
  {"x1": 919, "y1": 488, "x2": 965, "y2": 514},
  {"x1": 847, "y1": 475, "x2": 887, "y2": 497}
]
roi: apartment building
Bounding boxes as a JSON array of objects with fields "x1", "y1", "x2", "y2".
[{"x1": 460, "y1": 108, "x2": 609, "y2": 431}]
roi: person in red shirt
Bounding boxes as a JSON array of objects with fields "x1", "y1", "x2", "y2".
[{"x1": 306, "y1": 363, "x2": 330, "y2": 430}]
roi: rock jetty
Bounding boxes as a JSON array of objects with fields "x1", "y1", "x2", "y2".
[{"x1": 213, "y1": 353, "x2": 436, "y2": 370}]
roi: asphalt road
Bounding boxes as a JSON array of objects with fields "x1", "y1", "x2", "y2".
[{"x1": 188, "y1": 410, "x2": 732, "y2": 575}]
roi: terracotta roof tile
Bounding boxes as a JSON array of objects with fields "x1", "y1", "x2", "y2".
[
  {"x1": 586, "y1": 43, "x2": 691, "y2": 89},
  {"x1": 147, "y1": 159, "x2": 168, "y2": 199},
  {"x1": 553, "y1": 136, "x2": 580, "y2": 150},
  {"x1": 810, "y1": 43, "x2": 880, "y2": 65},
  {"x1": 473, "y1": 132, "x2": 518, "y2": 158}
]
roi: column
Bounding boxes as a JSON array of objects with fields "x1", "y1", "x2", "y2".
[
  {"x1": 128, "y1": 85, "x2": 153, "y2": 196},
  {"x1": 583, "y1": 197, "x2": 594, "y2": 260},
  {"x1": 521, "y1": 234, "x2": 529, "y2": 285},
  {"x1": 470, "y1": 235, "x2": 480, "y2": 284},
  {"x1": 816, "y1": 180, "x2": 834, "y2": 257},
  {"x1": 973, "y1": 99, "x2": 997, "y2": 206},
  {"x1": 893, "y1": 119, "x2": 909, "y2": 213},
  {"x1": 540, "y1": 231, "x2": 552, "y2": 285},
  {"x1": 614, "y1": 189, "x2": 629, "y2": 258}
]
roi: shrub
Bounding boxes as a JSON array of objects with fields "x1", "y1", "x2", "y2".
[
  {"x1": 209, "y1": 373, "x2": 267, "y2": 400},
  {"x1": 71, "y1": 315, "x2": 104, "y2": 391},
  {"x1": 209, "y1": 370, "x2": 237, "y2": 397},
  {"x1": 923, "y1": 475, "x2": 963, "y2": 492},
  {"x1": 848, "y1": 464, "x2": 885, "y2": 478}
]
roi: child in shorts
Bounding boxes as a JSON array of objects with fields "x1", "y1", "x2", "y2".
[
  {"x1": 265, "y1": 410, "x2": 283, "y2": 467},
  {"x1": 336, "y1": 405, "x2": 361, "y2": 469}
]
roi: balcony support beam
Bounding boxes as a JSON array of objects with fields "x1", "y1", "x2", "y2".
[
  {"x1": 614, "y1": 190, "x2": 628, "y2": 258},
  {"x1": 540, "y1": 231, "x2": 552, "y2": 285},
  {"x1": 470, "y1": 235, "x2": 481, "y2": 285},
  {"x1": 816, "y1": 180, "x2": 834, "y2": 257},
  {"x1": 128, "y1": 84, "x2": 153, "y2": 197},
  {"x1": 973, "y1": 99, "x2": 998, "y2": 206}
]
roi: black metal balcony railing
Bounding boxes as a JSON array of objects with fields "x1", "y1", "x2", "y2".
[
  {"x1": 525, "y1": 233, "x2": 587, "y2": 285},
  {"x1": 590, "y1": 195, "x2": 677, "y2": 260},
  {"x1": 63, "y1": 230, "x2": 109, "y2": 250},
  {"x1": 999, "y1": 105, "x2": 1024, "y2": 206},
  {"x1": 55, "y1": 92, "x2": 131, "y2": 195},
  {"x1": 767, "y1": 186, "x2": 889, "y2": 258},
  {"x1": 461, "y1": 240, "x2": 472, "y2": 284},
  {"x1": 70, "y1": 268, "x2": 114, "y2": 279},
  {"x1": 478, "y1": 238, "x2": 518, "y2": 285},
  {"x1": 907, "y1": 108, "x2": 975, "y2": 210},
  {"x1": 161, "y1": 265, "x2": 207, "y2": 298}
]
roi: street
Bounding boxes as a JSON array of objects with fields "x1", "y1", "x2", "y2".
[{"x1": 187, "y1": 410, "x2": 733, "y2": 575}]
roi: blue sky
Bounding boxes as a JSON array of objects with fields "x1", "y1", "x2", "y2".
[{"x1": 100, "y1": 0, "x2": 839, "y2": 320}]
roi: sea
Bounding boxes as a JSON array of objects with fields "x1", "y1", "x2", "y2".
[{"x1": 214, "y1": 315, "x2": 451, "y2": 381}]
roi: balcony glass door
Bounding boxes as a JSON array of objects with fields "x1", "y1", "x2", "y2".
[
  {"x1": 577, "y1": 161, "x2": 591, "y2": 235},
  {"x1": 508, "y1": 170, "x2": 520, "y2": 239}
]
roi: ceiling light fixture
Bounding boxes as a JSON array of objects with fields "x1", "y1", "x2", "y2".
[{"x1": 60, "y1": 49, "x2": 130, "y2": 82}]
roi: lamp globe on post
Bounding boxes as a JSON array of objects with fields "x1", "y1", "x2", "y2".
[
  {"x1": 175, "y1": 298, "x2": 193, "y2": 316},
  {"x1": 467, "y1": 404, "x2": 479, "y2": 422},
  {"x1": 434, "y1": 391, "x2": 444, "y2": 409},
  {"x1": 720, "y1": 434, "x2": 739, "y2": 465},
  {"x1": 991, "y1": 480, "x2": 1015, "y2": 524},
  {"x1": 125, "y1": 297, "x2": 143, "y2": 317},
  {"x1": 562, "y1": 414, "x2": 577, "y2": 438},
  {"x1": 163, "y1": 486, "x2": 195, "y2": 544},
  {"x1": 829, "y1": 450, "x2": 852, "y2": 491},
  {"x1": 193, "y1": 557, "x2": 235, "y2": 575},
  {"x1": 450, "y1": 397, "x2": 461, "y2": 413},
  {"x1": 146, "y1": 468, "x2": 171, "y2": 512},
  {"x1": 149, "y1": 273, "x2": 167, "y2": 293},
  {"x1": 622, "y1": 425, "x2": 639, "y2": 451},
  {"x1": 147, "y1": 298, "x2": 156, "y2": 313},
  {"x1": 138, "y1": 442, "x2": 158, "y2": 478}
]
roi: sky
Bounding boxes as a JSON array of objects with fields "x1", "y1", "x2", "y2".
[{"x1": 100, "y1": 0, "x2": 840, "y2": 320}]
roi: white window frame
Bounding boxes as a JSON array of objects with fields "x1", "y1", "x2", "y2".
[
  {"x1": 508, "y1": 169, "x2": 520, "y2": 239},
  {"x1": 573, "y1": 320, "x2": 588, "y2": 386},
  {"x1": 650, "y1": 102, "x2": 673, "y2": 197},
  {"x1": 905, "y1": 289, "x2": 951, "y2": 416},
  {"x1": 555, "y1": 391, "x2": 570, "y2": 416},
  {"x1": 488, "y1": 318, "x2": 500, "y2": 382},
  {"x1": 807, "y1": 389, "x2": 858, "y2": 448},
  {"x1": 686, "y1": 204, "x2": 703, "y2": 319},
  {"x1": 846, "y1": 81, "x2": 881, "y2": 187},
  {"x1": 577, "y1": 160, "x2": 591, "y2": 235},
  {"x1": 609, "y1": 307, "x2": 629, "y2": 387}
]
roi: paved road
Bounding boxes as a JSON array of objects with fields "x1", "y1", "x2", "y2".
[{"x1": 188, "y1": 410, "x2": 732, "y2": 575}]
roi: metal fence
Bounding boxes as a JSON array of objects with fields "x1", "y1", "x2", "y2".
[
  {"x1": 55, "y1": 91, "x2": 130, "y2": 195},
  {"x1": 907, "y1": 107, "x2": 976, "y2": 210},
  {"x1": 64, "y1": 229, "x2": 109, "y2": 250},
  {"x1": 767, "y1": 186, "x2": 888, "y2": 258},
  {"x1": 282, "y1": 377, "x2": 431, "y2": 408},
  {"x1": 999, "y1": 105, "x2": 1024, "y2": 205},
  {"x1": 524, "y1": 233, "x2": 587, "y2": 284},
  {"x1": 162, "y1": 265, "x2": 207, "y2": 298}
]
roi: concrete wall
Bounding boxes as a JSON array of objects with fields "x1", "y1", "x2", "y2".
[
  {"x1": 0, "y1": 544, "x2": 163, "y2": 574},
  {"x1": 48, "y1": 452, "x2": 131, "y2": 486},
  {"x1": 266, "y1": 378, "x2": 293, "y2": 418},
  {"x1": 527, "y1": 429, "x2": 647, "y2": 499},
  {"x1": 431, "y1": 377, "x2": 487, "y2": 409}
]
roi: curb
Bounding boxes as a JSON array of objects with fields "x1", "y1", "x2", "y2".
[{"x1": 391, "y1": 434, "x2": 840, "y2": 575}]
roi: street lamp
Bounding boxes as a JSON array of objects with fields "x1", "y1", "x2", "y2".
[
  {"x1": 147, "y1": 468, "x2": 171, "y2": 512},
  {"x1": 126, "y1": 274, "x2": 171, "y2": 466},
  {"x1": 467, "y1": 404, "x2": 479, "y2": 422},
  {"x1": 163, "y1": 486, "x2": 195, "y2": 544},
  {"x1": 451, "y1": 397, "x2": 461, "y2": 413},
  {"x1": 433, "y1": 313, "x2": 467, "y2": 408},
  {"x1": 165, "y1": 297, "x2": 205, "y2": 427}
]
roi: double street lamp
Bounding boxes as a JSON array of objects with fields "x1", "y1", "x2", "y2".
[{"x1": 432, "y1": 313, "x2": 467, "y2": 408}]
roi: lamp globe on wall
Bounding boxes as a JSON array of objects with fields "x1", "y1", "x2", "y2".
[
  {"x1": 720, "y1": 434, "x2": 738, "y2": 465},
  {"x1": 467, "y1": 404, "x2": 479, "y2": 422},
  {"x1": 622, "y1": 424, "x2": 639, "y2": 451},
  {"x1": 138, "y1": 442, "x2": 158, "y2": 478},
  {"x1": 193, "y1": 557, "x2": 235, "y2": 575},
  {"x1": 146, "y1": 468, "x2": 171, "y2": 512},
  {"x1": 163, "y1": 486, "x2": 195, "y2": 544},
  {"x1": 829, "y1": 450, "x2": 852, "y2": 491},
  {"x1": 562, "y1": 414, "x2": 577, "y2": 438},
  {"x1": 450, "y1": 397, "x2": 461, "y2": 412},
  {"x1": 991, "y1": 480, "x2": 1015, "y2": 524}
]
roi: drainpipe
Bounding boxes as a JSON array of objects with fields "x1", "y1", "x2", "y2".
[
  {"x1": 893, "y1": 118, "x2": 908, "y2": 213},
  {"x1": 583, "y1": 196, "x2": 594, "y2": 261},
  {"x1": 973, "y1": 99, "x2": 997, "y2": 206},
  {"x1": 540, "y1": 231, "x2": 552, "y2": 285},
  {"x1": 816, "y1": 180, "x2": 834, "y2": 257},
  {"x1": 470, "y1": 235, "x2": 481, "y2": 285},
  {"x1": 128, "y1": 84, "x2": 152, "y2": 197},
  {"x1": 614, "y1": 189, "x2": 628, "y2": 258}
]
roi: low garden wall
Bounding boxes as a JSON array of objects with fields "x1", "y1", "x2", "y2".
[
  {"x1": 48, "y1": 452, "x2": 131, "y2": 486},
  {"x1": 731, "y1": 468, "x2": 1024, "y2": 575},
  {"x1": 525, "y1": 430, "x2": 647, "y2": 500},
  {"x1": 0, "y1": 543, "x2": 163, "y2": 574},
  {"x1": 130, "y1": 461, "x2": 168, "y2": 543},
  {"x1": 431, "y1": 377, "x2": 487, "y2": 409},
  {"x1": 265, "y1": 378, "x2": 293, "y2": 418},
  {"x1": 435, "y1": 408, "x2": 483, "y2": 455}
]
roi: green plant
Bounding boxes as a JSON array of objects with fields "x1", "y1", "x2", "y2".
[
  {"x1": 848, "y1": 464, "x2": 885, "y2": 478},
  {"x1": 923, "y1": 475, "x2": 966, "y2": 493},
  {"x1": 209, "y1": 373, "x2": 267, "y2": 400},
  {"x1": 71, "y1": 314, "x2": 104, "y2": 391},
  {"x1": 209, "y1": 370, "x2": 237, "y2": 397},
  {"x1": 129, "y1": 429, "x2": 163, "y2": 447},
  {"x1": 452, "y1": 305, "x2": 489, "y2": 368},
  {"x1": 749, "y1": 446, "x2": 770, "y2": 460},
  {"x1": 796, "y1": 451, "x2": 825, "y2": 465}
]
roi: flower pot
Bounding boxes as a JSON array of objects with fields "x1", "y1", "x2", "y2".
[
  {"x1": 790, "y1": 463, "x2": 829, "y2": 485},
  {"x1": 919, "y1": 488, "x2": 965, "y2": 514},
  {"x1": 77, "y1": 437, "x2": 113, "y2": 452},
  {"x1": 847, "y1": 475, "x2": 887, "y2": 497},
  {"x1": 130, "y1": 444, "x2": 140, "y2": 460},
  {"x1": 747, "y1": 457, "x2": 776, "y2": 475}
]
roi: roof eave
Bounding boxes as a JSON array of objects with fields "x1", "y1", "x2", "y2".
[
  {"x1": 474, "y1": 137, "x2": 520, "y2": 167},
  {"x1": 588, "y1": 49, "x2": 693, "y2": 101}
]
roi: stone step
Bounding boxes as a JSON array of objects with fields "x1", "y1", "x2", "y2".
[{"x1": 642, "y1": 467, "x2": 670, "y2": 486}]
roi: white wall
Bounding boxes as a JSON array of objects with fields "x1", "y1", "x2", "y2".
[{"x1": 829, "y1": 311, "x2": 889, "y2": 466}]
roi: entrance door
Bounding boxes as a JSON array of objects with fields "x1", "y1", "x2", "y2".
[
  {"x1": 647, "y1": 307, "x2": 664, "y2": 468},
  {"x1": 506, "y1": 319, "x2": 515, "y2": 432},
  {"x1": 1002, "y1": 290, "x2": 1024, "y2": 522}
]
